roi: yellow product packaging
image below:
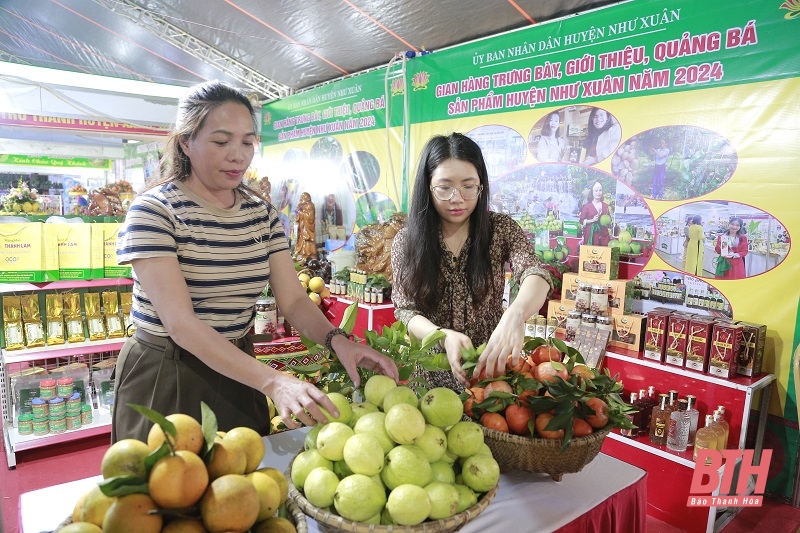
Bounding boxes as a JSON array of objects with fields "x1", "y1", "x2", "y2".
[
  {"x1": 0, "y1": 222, "x2": 59, "y2": 282},
  {"x1": 55, "y1": 223, "x2": 104, "y2": 280},
  {"x1": 102, "y1": 291, "x2": 125, "y2": 338},
  {"x1": 103, "y1": 223, "x2": 132, "y2": 278},
  {"x1": 45, "y1": 293, "x2": 66, "y2": 345},
  {"x1": 84, "y1": 292, "x2": 107, "y2": 341},
  {"x1": 63, "y1": 292, "x2": 86, "y2": 343},
  {"x1": 20, "y1": 294, "x2": 45, "y2": 348},
  {"x1": 2, "y1": 296, "x2": 25, "y2": 350},
  {"x1": 119, "y1": 291, "x2": 135, "y2": 336}
]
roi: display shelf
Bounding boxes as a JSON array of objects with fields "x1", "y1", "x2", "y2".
[
  {"x1": 331, "y1": 295, "x2": 395, "y2": 311},
  {"x1": 3, "y1": 408, "x2": 111, "y2": 468},
  {"x1": 0, "y1": 277, "x2": 133, "y2": 294},
  {"x1": 2, "y1": 338, "x2": 126, "y2": 364},
  {"x1": 601, "y1": 349, "x2": 775, "y2": 532}
]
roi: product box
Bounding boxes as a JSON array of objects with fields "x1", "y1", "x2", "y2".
[
  {"x1": 709, "y1": 322, "x2": 743, "y2": 379},
  {"x1": 561, "y1": 273, "x2": 634, "y2": 315},
  {"x1": 684, "y1": 316, "x2": 715, "y2": 373},
  {"x1": 643, "y1": 309, "x2": 671, "y2": 362},
  {"x1": 562, "y1": 220, "x2": 581, "y2": 237},
  {"x1": 103, "y1": 223, "x2": 132, "y2": 278},
  {"x1": 664, "y1": 313, "x2": 690, "y2": 368},
  {"x1": 0, "y1": 222, "x2": 59, "y2": 282},
  {"x1": 608, "y1": 313, "x2": 646, "y2": 353},
  {"x1": 547, "y1": 300, "x2": 576, "y2": 334},
  {"x1": 577, "y1": 245, "x2": 620, "y2": 280},
  {"x1": 736, "y1": 321, "x2": 767, "y2": 377},
  {"x1": 55, "y1": 223, "x2": 104, "y2": 280}
]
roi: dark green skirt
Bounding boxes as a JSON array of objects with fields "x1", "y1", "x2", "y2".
[{"x1": 111, "y1": 329, "x2": 271, "y2": 443}]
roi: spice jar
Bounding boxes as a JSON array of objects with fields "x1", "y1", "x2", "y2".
[
  {"x1": 56, "y1": 377, "x2": 74, "y2": 398},
  {"x1": 39, "y1": 379, "x2": 57, "y2": 400},
  {"x1": 546, "y1": 317, "x2": 558, "y2": 339},
  {"x1": 66, "y1": 412, "x2": 82, "y2": 430},
  {"x1": 49, "y1": 414, "x2": 67, "y2": 434},
  {"x1": 596, "y1": 315, "x2": 614, "y2": 333},
  {"x1": 81, "y1": 404, "x2": 93, "y2": 425},
  {"x1": 566, "y1": 310, "x2": 582, "y2": 342},
  {"x1": 18, "y1": 413, "x2": 34, "y2": 435},
  {"x1": 31, "y1": 397, "x2": 49, "y2": 418},
  {"x1": 590, "y1": 285, "x2": 609, "y2": 315},
  {"x1": 534, "y1": 315, "x2": 547, "y2": 338},
  {"x1": 524, "y1": 316, "x2": 537, "y2": 337},
  {"x1": 48, "y1": 397, "x2": 66, "y2": 417},
  {"x1": 32, "y1": 417, "x2": 49, "y2": 436},
  {"x1": 575, "y1": 283, "x2": 592, "y2": 312},
  {"x1": 581, "y1": 313, "x2": 597, "y2": 328},
  {"x1": 254, "y1": 297, "x2": 277, "y2": 336},
  {"x1": 66, "y1": 392, "x2": 82, "y2": 414}
]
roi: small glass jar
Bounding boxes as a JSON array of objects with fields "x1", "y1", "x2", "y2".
[
  {"x1": 566, "y1": 310, "x2": 582, "y2": 342},
  {"x1": 66, "y1": 413, "x2": 82, "y2": 430},
  {"x1": 254, "y1": 297, "x2": 278, "y2": 336},
  {"x1": 48, "y1": 397, "x2": 66, "y2": 417},
  {"x1": 18, "y1": 413, "x2": 34, "y2": 435},
  {"x1": 39, "y1": 379, "x2": 57, "y2": 400},
  {"x1": 534, "y1": 315, "x2": 547, "y2": 338},
  {"x1": 32, "y1": 417, "x2": 49, "y2": 436},
  {"x1": 524, "y1": 316, "x2": 537, "y2": 338},
  {"x1": 590, "y1": 285, "x2": 609, "y2": 315},
  {"x1": 56, "y1": 377, "x2": 74, "y2": 398},
  {"x1": 66, "y1": 392, "x2": 82, "y2": 415},
  {"x1": 49, "y1": 414, "x2": 67, "y2": 434},
  {"x1": 581, "y1": 313, "x2": 597, "y2": 328},
  {"x1": 31, "y1": 397, "x2": 49, "y2": 418},
  {"x1": 546, "y1": 317, "x2": 558, "y2": 339},
  {"x1": 596, "y1": 315, "x2": 614, "y2": 333},
  {"x1": 575, "y1": 283, "x2": 592, "y2": 312},
  {"x1": 81, "y1": 403, "x2": 93, "y2": 425}
]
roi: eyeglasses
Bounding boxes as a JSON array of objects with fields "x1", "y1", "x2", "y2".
[{"x1": 430, "y1": 184, "x2": 483, "y2": 201}]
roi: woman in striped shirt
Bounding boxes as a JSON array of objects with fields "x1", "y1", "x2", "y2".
[{"x1": 112, "y1": 81, "x2": 397, "y2": 442}]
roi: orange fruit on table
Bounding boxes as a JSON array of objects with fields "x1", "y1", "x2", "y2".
[
  {"x1": 585, "y1": 397, "x2": 609, "y2": 429},
  {"x1": 149, "y1": 450, "x2": 209, "y2": 508},
  {"x1": 505, "y1": 404, "x2": 534, "y2": 436},
  {"x1": 535, "y1": 412, "x2": 565, "y2": 439},
  {"x1": 534, "y1": 361, "x2": 569, "y2": 383},
  {"x1": 480, "y1": 412, "x2": 509, "y2": 433},
  {"x1": 529, "y1": 345, "x2": 562, "y2": 365},
  {"x1": 572, "y1": 417, "x2": 593, "y2": 437},
  {"x1": 506, "y1": 354, "x2": 531, "y2": 374},
  {"x1": 484, "y1": 380, "x2": 513, "y2": 396},
  {"x1": 147, "y1": 413, "x2": 204, "y2": 454},
  {"x1": 463, "y1": 387, "x2": 485, "y2": 418}
]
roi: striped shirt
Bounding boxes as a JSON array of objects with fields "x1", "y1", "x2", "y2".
[{"x1": 116, "y1": 181, "x2": 288, "y2": 339}]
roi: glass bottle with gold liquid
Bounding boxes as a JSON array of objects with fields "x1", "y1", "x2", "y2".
[
  {"x1": 649, "y1": 393, "x2": 670, "y2": 445},
  {"x1": 694, "y1": 414, "x2": 717, "y2": 463},
  {"x1": 711, "y1": 409, "x2": 729, "y2": 450}
]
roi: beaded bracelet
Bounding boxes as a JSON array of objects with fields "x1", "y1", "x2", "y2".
[{"x1": 324, "y1": 327, "x2": 350, "y2": 353}]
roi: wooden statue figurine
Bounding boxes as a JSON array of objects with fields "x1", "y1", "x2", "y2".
[{"x1": 294, "y1": 192, "x2": 318, "y2": 261}]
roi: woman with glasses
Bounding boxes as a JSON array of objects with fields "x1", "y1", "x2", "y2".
[{"x1": 391, "y1": 133, "x2": 552, "y2": 391}]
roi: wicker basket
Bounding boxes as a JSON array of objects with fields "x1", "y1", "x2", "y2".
[
  {"x1": 287, "y1": 455, "x2": 498, "y2": 533},
  {"x1": 482, "y1": 427, "x2": 610, "y2": 482},
  {"x1": 56, "y1": 498, "x2": 308, "y2": 532}
]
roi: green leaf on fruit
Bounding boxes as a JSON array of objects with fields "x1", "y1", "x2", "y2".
[
  {"x1": 99, "y1": 475, "x2": 149, "y2": 497},
  {"x1": 200, "y1": 401, "x2": 218, "y2": 458}
]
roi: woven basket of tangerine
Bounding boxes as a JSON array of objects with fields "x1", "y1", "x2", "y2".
[{"x1": 460, "y1": 337, "x2": 637, "y2": 481}]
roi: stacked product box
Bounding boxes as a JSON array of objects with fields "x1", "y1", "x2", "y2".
[
  {"x1": 642, "y1": 306, "x2": 764, "y2": 379},
  {"x1": 547, "y1": 245, "x2": 644, "y2": 353}
]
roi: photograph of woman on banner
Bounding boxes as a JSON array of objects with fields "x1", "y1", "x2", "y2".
[
  {"x1": 579, "y1": 181, "x2": 612, "y2": 246},
  {"x1": 391, "y1": 133, "x2": 552, "y2": 391},
  {"x1": 714, "y1": 216, "x2": 748, "y2": 279},
  {"x1": 535, "y1": 111, "x2": 567, "y2": 162},
  {"x1": 683, "y1": 215, "x2": 705, "y2": 276},
  {"x1": 582, "y1": 107, "x2": 622, "y2": 165},
  {"x1": 650, "y1": 139, "x2": 670, "y2": 200}
]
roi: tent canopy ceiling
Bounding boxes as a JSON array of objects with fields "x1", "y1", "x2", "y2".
[{"x1": 0, "y1": 0, "x2": 621, "y2": 150}]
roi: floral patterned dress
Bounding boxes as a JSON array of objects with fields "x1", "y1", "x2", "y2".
[{"x1": 391, "y1": 212, "x2": 552, "y2": 392}]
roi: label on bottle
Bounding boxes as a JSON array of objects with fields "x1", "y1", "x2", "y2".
[{"x1": 654, "y1": 418, "x2": 666, "y2": 438}]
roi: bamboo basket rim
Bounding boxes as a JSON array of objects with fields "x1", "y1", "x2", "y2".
[
  {"x1": 287, "y1": 453, "x2": 498, "y2": 533},
  {"x1": 482, "y1": 426, "x2": 610, "y2": 447}
]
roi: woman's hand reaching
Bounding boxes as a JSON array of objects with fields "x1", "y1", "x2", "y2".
[
  {"x1": 474, "y1": 310, "x2": 525, "y2": 380},
  {"x1": 440, "y1": 329, "x2": 473, "y2": 387}
]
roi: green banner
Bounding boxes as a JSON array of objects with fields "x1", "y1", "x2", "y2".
[
  {"x1": 406, "y1": 0, "x2": 799, "y2": 123},
  {"x1": 0, "y1": 154, "x2": 110, "y2": 169},
  {"x1": 262, "y1": 66, "x2": 406, "y2": 145}
]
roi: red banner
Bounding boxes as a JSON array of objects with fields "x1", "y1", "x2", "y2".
[{"x1": 0, "y1": 113, "x2": 169, "y2": 136}]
